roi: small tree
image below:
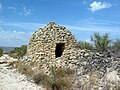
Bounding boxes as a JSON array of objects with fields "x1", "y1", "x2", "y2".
[
  {"x1": 76, "y1": 41, "x2": 93, "y2": 50},
  {"x1": 91, "y1": 33, "x2": 111, "y2": 51},
  {"x1": 18, "y1": 45, "x2": 27, "y2": 58},
  {"x1": 0, "y1": 48, "x2": 3, "y2": 56}
]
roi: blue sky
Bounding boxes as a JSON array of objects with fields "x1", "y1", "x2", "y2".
[{"x1": 0, "y1": 0, "x2": 120, "y2": 47}]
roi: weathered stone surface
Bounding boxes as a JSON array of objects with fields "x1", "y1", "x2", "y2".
[
  {"x1": 24, "y1": 22, "x2": 77, "y2": 72},
  {"x1": 27, "y1": 22, "x2": 76, "y2": 56},
  {"x1": 19, "y1": 22, "x2": 120, "y2": 89}
]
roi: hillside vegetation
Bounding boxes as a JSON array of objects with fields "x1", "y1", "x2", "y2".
[
  {"x1": 7, "y1": 33, "x2": 120, "y2": 90},
  {"x1": 9, "y1": 45, "x2": 27, "y2": 59},
  {"x1": 76, "y1": 33, "x2": 120, "y2": 52}
]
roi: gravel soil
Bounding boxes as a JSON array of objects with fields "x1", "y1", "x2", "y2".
[{"x1": 0, "y1": 55, "x2": 45, "y2": 90}]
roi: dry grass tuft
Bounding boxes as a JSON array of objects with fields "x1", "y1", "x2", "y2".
[
  {"x1": 9, "y1": 61, "x2": 34, "y2": 77},
  {"x1": 32, "y1": 67, "x2": 75, "y2": 90}
]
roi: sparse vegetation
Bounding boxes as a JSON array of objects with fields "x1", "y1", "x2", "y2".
[
  {"x1": 76, "y1": 41, "x2": 93, "y2": 50},
  {"x1": 9, "y1": 60, "x2": 34, "y2": 77},
  {"x1": 76, "y1": 33, "x2": 120, "y2": 52},
  {"x1": 6, "y1": 32, "x2": 120, "y2": 90},
  {"x1": 33, "y1": 65, "x2": 75, "y2": 90},
  {"x1": 9, "y1": 45, "x2": 27, "y2": 59},
  {"x1": 91, "y1": 33, "x2": 111, "y2": 51},
  {"x1": 0, "y1": 48, "x2": 3, "y2": 56}
]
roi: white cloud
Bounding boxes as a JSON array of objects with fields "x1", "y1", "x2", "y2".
[
  {"x1": 67, "y1": 25, "x2": 120, "y2": 33},
  {"x1": 20, "y1": 6, "x2": 33, "y2": 16},
  {"x1": 0, "y1": 21, "x2": 44, "y2": 46},
  {"x1": 0, "y1": 28, "x2": 32, "y2": 47},
  {"x1": 4, "y1": 21, "x2": 44, "y2": 30},
  {"x1": 67, "y1": 24, "x2": 120, "y2": 41},
  {"x1": 0, "y1": 20, "x2": 120, "y2": 46},
  {"x1": 89, "y1": 1, "x2": 112, "y2": 12},
  {"x1": 7, "y1": 6, "x2": 33, "y2": 16}
]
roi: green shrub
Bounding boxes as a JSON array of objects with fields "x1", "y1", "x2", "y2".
[
  {"x1": 91, "y1": 33, "x2": 111, "y2": 51},
  {"x1": 15, "y1": 45, "x2": 27, "y2": 58},
  {"x1": 0, "y1": 48, "x2": 3, "y2": 57},
  {"x1": 9, "y1": 45, "x2": 27, "y2": 58},
  {"x1": 76, "y1": 41, "x2": 93, "y2": 50}
]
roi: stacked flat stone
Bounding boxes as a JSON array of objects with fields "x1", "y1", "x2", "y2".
[
  {"x1": 27, "y1": 22, "x2": 76, "y2": 56},
  {"x1": 14, "y1": 22, "x2": 120, "y2": 89},
  {"x1": 25, "y1": 22, "x2": 77, "y2": 73},
  {"x1": 22, "y1": 22, "x2": 120, "y2": 77},
  {"x1": 21, "y1": 48, "x2": 120, "y2": 89}
]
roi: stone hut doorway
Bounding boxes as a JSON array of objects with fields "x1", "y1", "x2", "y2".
[{"x1": 55, "y1": 43, "x2": 65, "y2": 58}]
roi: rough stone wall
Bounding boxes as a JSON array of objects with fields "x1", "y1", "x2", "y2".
[
  {"x1": 21, "y1": 48, "x2": 120, "y2": 89},
  {"x1": 11, "y1": 22, "x2": 120, "y2": 89},
  {"x1": 26, "y1": 22, "x2": 76, "y2": 68}
]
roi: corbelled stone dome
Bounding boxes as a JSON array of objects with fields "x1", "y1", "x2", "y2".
[{"x1": 27, "y1": 22, "x2": 77, "y2": 60}]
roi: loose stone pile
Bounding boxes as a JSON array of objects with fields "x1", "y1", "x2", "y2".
[
  {"x1": 19, "y1": 22, "x2": 120, "y2": 89},
  {"x1": 21, "y1": 48, "x2": 120, "y2": 89}
]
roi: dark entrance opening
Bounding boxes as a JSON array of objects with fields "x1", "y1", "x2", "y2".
[{"x1": 55, "y1": 43, "x2": 65, "y2": 58}]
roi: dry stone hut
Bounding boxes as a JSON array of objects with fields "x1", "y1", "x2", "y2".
[
  {"x1": 27, "y1": 22, "x2": 77, "y2": 61},
  {"x1": 15, "y1": 22, "x2": 120, "y2": 89}
]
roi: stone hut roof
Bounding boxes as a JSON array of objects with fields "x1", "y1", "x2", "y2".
[{"x1": 27, "y1": 22, "x2": 77, "y2": 60}]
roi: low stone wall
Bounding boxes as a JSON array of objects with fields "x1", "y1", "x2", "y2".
[
  {"x1": 20, "y1": 49, "x2": 120, "y2": 89},
  {"x1": 18, "y1": 22, "x2": 120, "y2": 89}
]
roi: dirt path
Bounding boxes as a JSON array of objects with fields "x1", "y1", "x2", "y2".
[{"x1": 0, "y1": 54, "x2": 45, "y2": 90}]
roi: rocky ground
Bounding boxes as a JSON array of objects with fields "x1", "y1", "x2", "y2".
[
  {"x1": 0, "y1": 54, "x2": 45, "y2": 90},
  {"x1": 1, "y1": 49, "x2": 120, "y2": 90},
  {"x1": 20, "y1": 48, "x2": 120, "y2": 90}
]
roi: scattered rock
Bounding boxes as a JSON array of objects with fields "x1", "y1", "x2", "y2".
[
  {"x1": 0, "y1": 56, "x2": 45, "y2": 90},
  {"x1": 18, "y1": 22, "x2": 120, "y2": 89}
]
